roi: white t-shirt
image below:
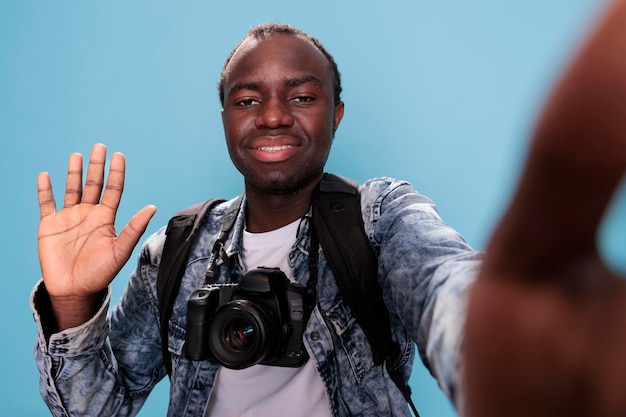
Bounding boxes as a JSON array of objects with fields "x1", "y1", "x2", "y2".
[{"x1": 204, "y1": 219, "x2": 332, "y2": 417}]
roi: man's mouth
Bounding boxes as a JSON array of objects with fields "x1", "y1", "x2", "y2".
[{"x1": 257, "y1": 145, "x2": 294, "y2": 152}]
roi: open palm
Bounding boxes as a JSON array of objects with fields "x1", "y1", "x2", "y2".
[{"x1": 37, "y1": 144, "x2": 156, "y2": 328}]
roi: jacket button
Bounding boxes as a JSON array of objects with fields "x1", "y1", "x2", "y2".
[{"x1": 310, "y1": 331, "x2": 320, "y2": 341}]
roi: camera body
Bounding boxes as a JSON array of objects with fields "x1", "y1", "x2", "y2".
[{"x1": 184, "y1": 267, "x2": 311, "y2": 369}]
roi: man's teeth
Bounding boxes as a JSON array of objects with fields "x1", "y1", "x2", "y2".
[{"x1": 257, "y1": 145, "x2": 293, "y2": 152}]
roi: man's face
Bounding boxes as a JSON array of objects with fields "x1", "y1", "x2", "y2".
[{"x1": 221, "y1": 33, "x2": 344, "y2": 195}]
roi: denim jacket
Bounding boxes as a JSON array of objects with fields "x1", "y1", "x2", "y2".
[{"x1": 32, "y1": 177, "x2": 482, "y2": 417}]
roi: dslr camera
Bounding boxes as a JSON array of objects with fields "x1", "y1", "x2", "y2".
[{"x1": 184, "y1": 267, "x2": 312, "y2": 369}]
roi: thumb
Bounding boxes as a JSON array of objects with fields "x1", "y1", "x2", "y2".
[{"x1": 114, "y1": 205, "x2": 157, "y2": 264}]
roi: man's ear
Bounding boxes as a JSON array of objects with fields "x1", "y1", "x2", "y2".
[{"x1": 333, "y1": 101, "x2": 345, "y2": 133}]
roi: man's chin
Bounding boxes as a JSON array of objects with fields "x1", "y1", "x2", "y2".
[{"x1": 246, "y1": 172, "x2": 322, "y2": 196}]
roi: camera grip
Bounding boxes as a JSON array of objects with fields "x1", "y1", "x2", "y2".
[{"x1": 184, "y1": 288, "x2": 219, "y2": 361}]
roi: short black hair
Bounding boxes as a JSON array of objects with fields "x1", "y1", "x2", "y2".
[{"x1": 218, "y1": 23, "x2": 342, "y2": 106}]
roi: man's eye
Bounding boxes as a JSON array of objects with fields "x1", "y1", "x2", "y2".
[
  {"x1": 236, "y1": 98, "x2": 257, "y2": 106},
  {"x1": 292, "y1": 96, "x2": 315, "y2": 103}
]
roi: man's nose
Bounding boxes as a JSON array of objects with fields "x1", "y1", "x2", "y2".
[{"x1": 255, "y1": 97, "x2": 294, "y2": 129}]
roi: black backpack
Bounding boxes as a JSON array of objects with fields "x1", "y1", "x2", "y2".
[{"x1": 156, "y1": 173, "x2": 419, "y2": 416}]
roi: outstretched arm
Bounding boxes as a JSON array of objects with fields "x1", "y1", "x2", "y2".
[
  {"x1": 37, "y1": 143, "x2": 156, "y2": 330},
  {"x1": 464, "y1": 1, "x2": 626, "y2": 416}
]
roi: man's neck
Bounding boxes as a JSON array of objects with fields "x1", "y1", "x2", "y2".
[{"x1": 244, "y1": 181, "x2": 318, "y2": 233}]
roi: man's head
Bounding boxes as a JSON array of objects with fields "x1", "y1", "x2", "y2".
[
  {"x1": 218, "y1": 23, "x2": 342, "y2": 106},
  {"x1": 219, "y1": 23, "x2": 344, "y2": 195}
]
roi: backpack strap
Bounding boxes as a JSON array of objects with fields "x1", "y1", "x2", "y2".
[
  {"x1": 311, "y1": 173, "x2": 393, "y2": 363},
  {"x1": 156, "y1": 198, "x2": 225, "y2": 377},
  {"x1": 311, "y1": 173, "x2": 419, "y2": 416}
]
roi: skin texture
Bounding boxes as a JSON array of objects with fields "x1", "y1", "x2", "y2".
[{"x1": 463, "y1": 1, "x2": 626, "y2": 416}]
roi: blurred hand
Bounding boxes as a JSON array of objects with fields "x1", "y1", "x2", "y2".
[
  {"x1": 464, "y1": 1, "x2": 626, "y2": 416},
  {"x1": 37, "y1": 143, "x2": 156, "y2": 329}
]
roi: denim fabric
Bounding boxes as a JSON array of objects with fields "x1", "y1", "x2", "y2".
[{"x1": 32, "y1": 177, "x2": 483, "y2": 417}]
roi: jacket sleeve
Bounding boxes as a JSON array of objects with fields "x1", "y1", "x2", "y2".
[
  {"x1": 31, "y1": 229, "x2": 168, "y2": 417},
  {"x1": 362, "y1": 178, "x2": 483, "y2": 409}
]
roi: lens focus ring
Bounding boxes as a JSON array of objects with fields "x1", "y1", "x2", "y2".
[{"x1": 208, "y1": 299, "x2": 280, "y2": 369}]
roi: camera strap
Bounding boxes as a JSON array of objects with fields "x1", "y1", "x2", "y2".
[
  {"x1": 204, "y1": 193, "x2": 319, "y2": 303},
  {"x1": 203, "y1": 195, "x2": 243, "y2": 284}
]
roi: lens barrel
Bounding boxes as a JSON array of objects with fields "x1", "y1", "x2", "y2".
[{"x1": 208, "y1": 299, "x2": 281, "y2": 369}]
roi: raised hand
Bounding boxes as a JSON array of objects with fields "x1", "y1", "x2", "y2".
[
  {"x1": 37, "y1": 143, "x2": 156, "y2": 330},
  {"x1": 464, "y1": 1, "x2": 626, "y2": 416}
]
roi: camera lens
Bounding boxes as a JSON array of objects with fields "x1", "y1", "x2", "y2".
[
  {"x1": 224, "y1": 318, "x2": 255, "y2": 351},
  {"x1": 208, "y1": 299, "x2": 280, "y2": 369}
]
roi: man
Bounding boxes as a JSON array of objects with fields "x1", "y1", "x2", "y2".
[{"x1": 33, "y1": 24, "x2": 481, "y2": 416}]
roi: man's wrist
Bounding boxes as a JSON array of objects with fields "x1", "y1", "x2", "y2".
[
  {"x1": 49, "y1": 291, "x2": 106, "y2": 331},
  {"x1": 34, "y1": 282, "x2": 107, "y2": 333}
]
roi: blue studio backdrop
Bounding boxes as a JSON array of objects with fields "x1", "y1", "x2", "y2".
[{"x1": 1, "y1": 1, "x2": 624, "y2": 416}]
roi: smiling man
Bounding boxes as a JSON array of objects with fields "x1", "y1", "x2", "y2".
[
  {"x1": 220, "y1": 30, "x2": 344, "y2": 230},
  {"x1": 32, "y1": 24, "x2": 482, "y2": 417}
]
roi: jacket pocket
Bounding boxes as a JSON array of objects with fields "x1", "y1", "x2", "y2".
[
  {"x1": 167, "y1": 319, "x2": 186, "y2": 357},
  {"x1": 324, "y1": 299, "x2": 375, "y2": 383}
]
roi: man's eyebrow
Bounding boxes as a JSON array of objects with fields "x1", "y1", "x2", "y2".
[
  {"x1": 228, "y1": 76, "x2": 323, "y2": 96},
  {"x1": 285, "y1": 75, "x2": 323, "y2": 87},
  {"x1": 228, "y1": 82, "x2": 262, "y2": 96}
]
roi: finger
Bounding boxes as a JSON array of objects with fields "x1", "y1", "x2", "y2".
[
  {"x1": 485, "y1": 0, "x2": 626, "y2": 271},
  {"x1": 63, "y1": 152, "x2": 83, "y2": 208},
  {"x1": 82, "y1": 143, "x2": 107, "y2": 204},
  {"x1": 114, "y1": 205, "x2": 157, "y2": 265},
  {"x1": 37, "y1": 172, "x2": 56, "y2": 219},
  {"x1": 100, "y1": 152, "x2": 126, "y2": 213}
]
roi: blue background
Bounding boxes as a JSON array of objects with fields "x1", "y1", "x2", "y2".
[{"x1": 2, "y1": 1, "x2": 624, "y2": 416}]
